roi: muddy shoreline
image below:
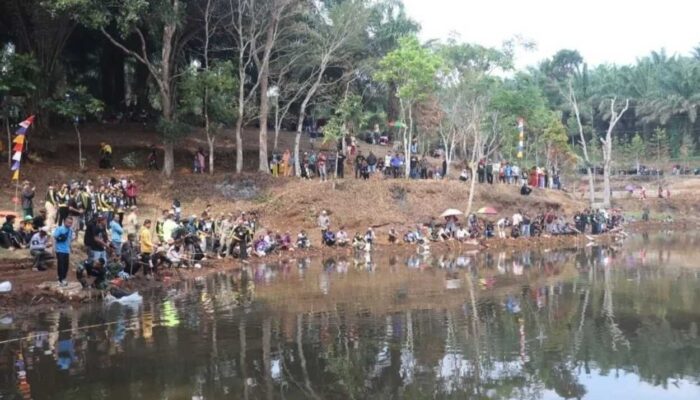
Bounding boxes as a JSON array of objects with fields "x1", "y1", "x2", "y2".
[{"x1": 0, "y1": 220, "x2": 692, "y2": 313}]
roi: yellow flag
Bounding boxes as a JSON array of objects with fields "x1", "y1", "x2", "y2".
[
  {"x1": 12, "y1": 135, "x2": 25, "y2": 145},
  {"x1": 11, "y1": 170, "x2": 19, "y2": 181}
]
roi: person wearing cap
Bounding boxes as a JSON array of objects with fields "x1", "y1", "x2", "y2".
[
  {"x1": 29, "y1": 227, "x2": 53, "y2": 271},
  {"x1": 21, "y1": 181, "x2": 35, "y2": 218},
  {"x1": 20, "y1": 215, "x2": 35, "y2": 243}
]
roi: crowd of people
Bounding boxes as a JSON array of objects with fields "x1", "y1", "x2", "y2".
[{"x1": 0, "y1": 161, "x2": 621, "y2": 291}]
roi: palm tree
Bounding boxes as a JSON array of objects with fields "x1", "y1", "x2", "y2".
[{"x1": 638, "y1": 57, "x2": 700, "y2": 151}]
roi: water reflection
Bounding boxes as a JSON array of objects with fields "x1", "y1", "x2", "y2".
[{"x1": 1, "y1": 235, "x2": 700, "y2": 399}]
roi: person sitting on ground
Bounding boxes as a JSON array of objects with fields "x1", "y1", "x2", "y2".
[
  {"x1": 296, "y1": 230, "x2": 311, "y2": 249},
  {"x1": 520, "y1": 183, "x2": 532, "y2": 196},
  {"x1": 388, "y1": 227, "x2": 398, "y2": 244},
  {"x1": 403, "y1": 229, "x2": 417, "y2": 243},
  {"x1": 459, "y1": 169, "x2": 469, "y2": 182},
  {"x1": 1, "y1": 215, "x2": 24, "y2": 249},
  {"x1": 484, "y1": 222, "x2": 495, "y2": 238},
  {"x1": 166, "y1": 240, "x2": 186, "y2": 268},
  {"x1": 253, "y1": 234, "x2": 274, "y2": 257},
  {"x1": 455, "y1": 224, "x2": 469, "y2": 241},
  {"x1": 352, "y1": 233, "x2": 366, "y2": 250},
  {"x1": 29, "y1": 227, "x2": 53, "y2": 271},
  {"x1": 323, "y1": 229, "x2": 337, "y2": 246},
  {"x1": 20, "y1": 215, "x2": 35, "y2": 244},
  {"x1": 336, "y1": 227, "x2": 349, "y2": 247},
  {"x1": 437, "y1": 226, "x2": 450, "y2": 241},
  {"x1": 279, "y1": 231, "x2": 292, "y2": 251},
  {"x1": 76, "y1": 257, "x2": 107, "y2": 289}
]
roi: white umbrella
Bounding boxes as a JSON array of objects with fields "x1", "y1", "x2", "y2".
[{"x1": 440, "y1": 208, "x2": 464, "y2": 218}]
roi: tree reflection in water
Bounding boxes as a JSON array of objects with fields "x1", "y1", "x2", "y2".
[{"x1": 1, "y1": 234, "x2": 700, "y2": 399}]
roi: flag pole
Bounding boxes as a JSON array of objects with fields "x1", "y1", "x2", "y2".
[{"x1": 14, "y1": 173, "x2": 19, "y2": 214}]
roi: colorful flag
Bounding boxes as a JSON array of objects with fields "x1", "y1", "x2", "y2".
[{"x1": 9, "y1": 115, "x2": 34, "y2": 181}]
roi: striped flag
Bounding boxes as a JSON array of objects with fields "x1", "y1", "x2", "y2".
[{"x1": 10, "y1": 115, "x2": 34, "y2": 181}]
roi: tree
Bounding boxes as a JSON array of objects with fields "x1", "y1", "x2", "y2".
[
  {"x1": 46, "y1": 86, "x2": 103, "y2": 169},
  {"x1": 628, "y1": 134, "x2": 645, "y2": 174},
  {"x1": 600, "y1": 98, "x2": 629, "y2": 208},
  {"x1": 678, "y1": 133, "x2": 694, "y2": 169},
  {"x1": 0, "y1": 45, "x2": 38, "y2": 165},
  {"x1": 179, "y1": 0, "x2": 236, "y2": 174},
  {"x1": 290, "y1": 0, "x2": 368, "y2": 176},
  {"x1": 568, "y1": 80, "x2": 596, "y2": 207},
  {"x1": 254, "y1": 0, "x2": 296, "y2": 173},
  {"x1": 376, "y1": 36, "x2": 441, "y2": 178},
  {"x1": 47, "y1": 0, "x2": 195, "y2": 177},
  {"x1": 649, "y1": 128, "x2": 670, "y2": 167},
  {"x1": 179, "y1": 62, "x2": 236, "y2": 174}
]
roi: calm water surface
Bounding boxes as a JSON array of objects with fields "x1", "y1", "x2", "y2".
[{"x1": 1, "y1": 232, "x2": 700, "y2": 399}]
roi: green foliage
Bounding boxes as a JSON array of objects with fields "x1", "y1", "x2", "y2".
[
  {"x1": 46, "y1": 86, "x2": 103, "y2": 122},
  {"x1": 179, "y1": 61, "x2": 237, "y2": 129},
  {"x1": 649, "y1": 128, "x2": 670, "y2": 162},
  {"x1": 323, "y1": 94, "x2": 363, "y2": 144},
  {"x1": 0, "y1": 46, "x2": 39, "y2": 120},
  {"x1": 375, "y1": 36, "x2": 442, "y2": 103}
]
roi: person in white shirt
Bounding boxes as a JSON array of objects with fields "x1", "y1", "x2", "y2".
[
  {"x1": 512, "y1": 212, "x2": 523, "y2": 230},
  {"x1": 336, "y1": 228, "x2": 349, "y2": 246},
  {"x1": 496, "y1": 218, "x2": 509, "y2": 239},
  {"x1": 29, "y1": 227, "x2": 53, "y2": 271},
  {"x1": 166, "y1": 241, "x2": 185, "y2": 267},
  {"x1": 455, "y1": 226, "x2": 468, "y2": 241}
]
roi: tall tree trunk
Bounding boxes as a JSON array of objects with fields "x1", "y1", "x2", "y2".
[
  {"x1": 465, "y1": 161, "x2": 477, "y2": 216},
  {"x1": 273, "y1": 99, "x2": 280, "y2": 152},
  {"x1": 405, "y1": 104, "x2": 413, "y2": 178},
  {"x1": 75, "y1": 125, "x2": 84, "y2": 170},
  {"x1": 235, "y1": 118, "x2": 244, "y2": 173},
  {"x1": 207, "y1": 136, "x2": 215, "y2": 175},
  {"x1": 257, "y1": 19, "x2": 276, "y2": 173},
  {"x1": 163, "y1": 142, "x2": 174, "y2": 177}
]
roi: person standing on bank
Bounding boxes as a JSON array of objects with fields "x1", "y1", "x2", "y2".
[
  {"x1": 53, "y1": 216, "x2": 74, "y2": 287},
  {"x1": 21, "y1": 181, "x2": 35, "y2": 218}
]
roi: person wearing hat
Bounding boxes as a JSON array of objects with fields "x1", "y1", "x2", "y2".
[
  {"x1": 21, "y1": 181, "x2": 35, "y2": 219},
  {"x1": 29, "y1": 227, "x2": 53, "y2": 271},
  {"x1": 20, "y1": 215, "x2": 35, "y2": 243}
]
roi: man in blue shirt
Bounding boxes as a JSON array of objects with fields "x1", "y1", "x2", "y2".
[{"x1": 53, "y1": 217, "x2": 74, "y2": 287}]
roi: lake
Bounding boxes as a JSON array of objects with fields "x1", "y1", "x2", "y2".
[{"x1": 1, "y1": 231, "x2": 699, "y2": 399}]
